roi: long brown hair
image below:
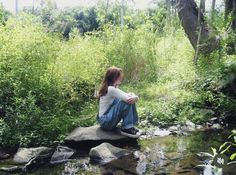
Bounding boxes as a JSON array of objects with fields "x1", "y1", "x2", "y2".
[{"x1": 98, "y1": 66, "x2": 123, "y2": 97}]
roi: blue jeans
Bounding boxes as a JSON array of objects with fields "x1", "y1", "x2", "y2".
[{"x1": 96, "y1": 98, "x2": 139, "y2": 131}]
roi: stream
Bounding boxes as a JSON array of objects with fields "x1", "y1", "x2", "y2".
[{"x1": 0, "y1": 129, "x2": 235, "y2": 175}]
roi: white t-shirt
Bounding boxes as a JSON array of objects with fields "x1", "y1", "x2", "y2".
[{"x1": 98, "y1": 86, "x2": 138, "y2": 117}]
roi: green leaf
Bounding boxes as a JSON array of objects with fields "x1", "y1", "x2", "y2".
[
  {"x1": 230, "y1": 153, "x2": 236, "y2": 161},
  {"x1": 220, "y1": 145, "x2": 231, "y2": 154},
  {"x1": 227, "y1": 161, "x2": 236, "y2": 165},
  {"x1": 211, "y1": 147, "x2": 217, "y2": 156},
  {"x1": 219, "y1": 142, "x2": 230, "y2": 151}
]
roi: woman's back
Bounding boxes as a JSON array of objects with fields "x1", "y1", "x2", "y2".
[{"x1": 98, "y1": 86, "x2": 129, "y2": 117}]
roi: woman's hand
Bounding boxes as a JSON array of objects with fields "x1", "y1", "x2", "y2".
[{"x1": 127, "y1": 94, "x2": 139, "y2": 104}]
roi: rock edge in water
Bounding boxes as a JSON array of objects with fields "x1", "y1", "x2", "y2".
[{"x1": 89, "y1": 142, "x2": 131, "y2": 164}]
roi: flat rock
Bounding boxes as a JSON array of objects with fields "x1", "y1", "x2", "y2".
[
  {"x1": 89, "y1": 142, "x2": 131, "y2": 164},
  {"x1": 65, "y1": 125, "x2": 130, "y2": 142}
]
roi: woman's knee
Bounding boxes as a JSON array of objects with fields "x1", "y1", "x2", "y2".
[
  {"x1": 98, "y1": 117, "x2": 116, "y2": 131},
  {"x1": 119, "y1": 100, "x2": 132, "y2": 106}
]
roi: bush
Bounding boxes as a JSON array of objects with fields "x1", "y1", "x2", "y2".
[{"x1": 0, "y1": 14, "x2": 107, "y2": 148}]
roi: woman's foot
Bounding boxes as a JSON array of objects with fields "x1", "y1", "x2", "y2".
[{"x1": 120, "y1": 127, "x2": 140, "y2": 138}]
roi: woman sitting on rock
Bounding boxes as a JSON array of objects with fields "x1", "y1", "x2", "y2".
[{"x1": 96, "y1": 66, "x2": 140, "y2": 138}]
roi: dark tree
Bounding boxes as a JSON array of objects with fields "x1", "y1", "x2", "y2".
[
  {"x1": 0, "y1": 5, "x2": 11, "y2": 25},
  {"x1": 87, "y1": 8, "x2": 99, "y2": 31},
  {"x1": 225, "y1": 0, "x2": 236, "y2": 30},
  {"x1": 211, "y1": 0, "x2": 216, "y2": 21},
  {"x1": 224, "y1": 0, "x2": 236, "y2": 54},
  {"x1": 176, "y1": 0, "x2": 219, "y2": 55}
]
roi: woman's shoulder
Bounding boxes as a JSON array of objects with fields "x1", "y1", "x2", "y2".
[
  {"x1": 107, "y1": 85, "x2": 118, "y2": 93},
  {"x1": 108, "y1": 85, "x2": 115, "y2": 89},
  {"x1": 108, "y1": 85, "x2": 121, "y2": 91},
  {"x1": 108, "y1": 85, "x2": 126, "y2": 95},
  {"x1": 107, "y1": 85, "x2": 114, "y2": 91}
]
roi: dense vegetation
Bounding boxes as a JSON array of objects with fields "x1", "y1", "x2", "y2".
[{"x1": 0, "y1": 0, "x2": 235, "y2": 152}]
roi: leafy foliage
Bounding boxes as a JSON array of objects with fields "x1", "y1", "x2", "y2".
[
  {"x1": 0, "y1": 15, "x2": 106, "y2": 148},
  {"x1": 196, "y1": 130, "x2": 236, "y2": 174}
]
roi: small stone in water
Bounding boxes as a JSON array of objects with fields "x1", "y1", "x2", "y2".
[{"x1": 153, "y1": 129, "x2": 171, "y2": 137}]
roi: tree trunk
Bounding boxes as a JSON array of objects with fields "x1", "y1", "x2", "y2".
[
  {"x1": 120, "y1": 0, "x2": 124, "y2": 28},
  {"x1": 225, "y1": 0, "x2": 236, "y2": 54},
  {"x1": 225, "y1": 0, "x2": 236, "y2": 30},
  {"x1": 233, "y1": 1, "x2": 236, "y2": 29},
  {"x1": 32, "y1": 0, "x2": 35, "y2": 13},
  {"x1": 200, "y1": 0, "x2": 205, "y2": 13},
  {"x1": 211, "y1": 0, "x2": 216, "y2": 20},
  {"x1": 15, "y1": 0, "x2": 19, "y2": 15},
  {"x1": 176, "y1": 0, "x2": 219, "y2": 55},
  {"x1": 104, "y1": 0, "x2": 109, "y2": 23},
  {"x1": 166, "y1": 0, "x2": 171, "y2": 20}
]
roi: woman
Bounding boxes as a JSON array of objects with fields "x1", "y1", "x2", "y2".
[{"x1": 96, "y1": 66, "x2": 140, "y2": 138}]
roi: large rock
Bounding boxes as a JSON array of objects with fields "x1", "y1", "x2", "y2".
[
  {"x1": 13, "y1": 147, "x2": 53, "y2": 164},
  {"x1": 89, "y1": 142, "x2": 131, "y2": 164},
  {"x1": 50, "y1": 146, "x2": 75, "y2": 164},
  {"x1": 64, "y1": 125, "x2": 137, "y2": 149},
  {"x1": 101, "y1": 150, "x2": 147, "y2": 174}
]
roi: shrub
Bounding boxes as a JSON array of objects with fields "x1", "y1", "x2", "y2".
[{"x1": 0, "y1": 14, "x2": 107, "y2": 148}]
